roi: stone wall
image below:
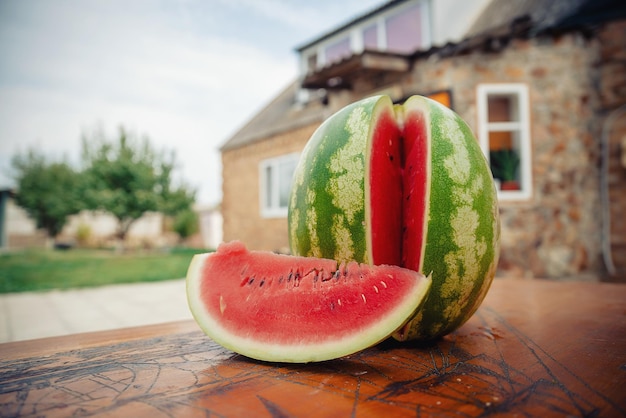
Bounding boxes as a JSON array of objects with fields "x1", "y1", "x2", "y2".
[{"x1": 221, "y1": 123, "x2": 319, "y2": 252}]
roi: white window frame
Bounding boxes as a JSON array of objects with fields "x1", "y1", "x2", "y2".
[
  {"x1": 477, "y1": 83, "x2": 532, "y2": 201},
  {"x1": 259, "y1": 153, "x2": 299, "y2": 218}
]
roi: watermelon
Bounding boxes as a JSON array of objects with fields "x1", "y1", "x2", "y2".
[
  {"x1": 288, "y1": 95, "x2": 500, "y2": 341},
  {"x1": 186, "y1": 241, "x2": 432, "y2": 363}
]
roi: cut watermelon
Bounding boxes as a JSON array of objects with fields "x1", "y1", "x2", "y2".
[
  {"x1": 289, "y1": 95, "x2": 500, "y2": 341},
  {"x1": 186, "y1": 241, "x2": 431, "y2": 363}
]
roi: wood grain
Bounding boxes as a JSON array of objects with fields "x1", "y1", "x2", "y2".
[{"x1": 1, "y1": 279, "x2": 625, "y2": 417}]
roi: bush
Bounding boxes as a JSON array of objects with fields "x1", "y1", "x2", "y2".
[{"x1": 173, "y1": 209, "x2": 199, "y2": 241}]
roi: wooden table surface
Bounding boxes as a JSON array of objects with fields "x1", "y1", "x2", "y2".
[{"x1": 1, "y1": 279, "x2": 625, "y2": 417}]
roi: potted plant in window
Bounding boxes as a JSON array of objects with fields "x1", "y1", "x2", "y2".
[{"x1": 489, "y1": 149, "x2": 520, "y2": 191}]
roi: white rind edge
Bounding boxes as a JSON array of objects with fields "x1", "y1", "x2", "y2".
[{"x1": 186, "y1": 253, "x2": 432, "y2": 363}]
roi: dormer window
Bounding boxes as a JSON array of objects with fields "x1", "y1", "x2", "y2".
[
  {"x1": 385, "y1": 3, "x2": 425, "y2": 53},
  {"x1": 363, "y1": 24, "x2": 378, "y2": 49},
  {"x1": 324, "y1": 36, "x2": 351, "y2": 65},
  {"x1": 298, "y1": 0, "x2": 431, "y2": 76}
]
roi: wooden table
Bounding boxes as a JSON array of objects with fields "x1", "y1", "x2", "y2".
[{"x1": 1, "y1": 279, "x2": 625, "y2": 417}]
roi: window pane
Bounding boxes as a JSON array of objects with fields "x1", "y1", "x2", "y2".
[
  {"x1": 278, "y1": 159, "x2": 297, "y2": 208},
  {"x1": 363, "y1": 24, "x2": 378, "y2": 50},
  {"x1": 488, "y1": 131, "x2": 513, "y2": 151},
  {"x1": 489, "y1": 131, "x2": 521, "y2": 185},
  {"x1": 488, "y1": 94, "x2": 520, "y2": 122},
  {"x1": 265, "y1": 165, "x2": 273, "y2": 208},
  {"x1": 385, "y1": 4, "x2": 422, "y2": 53},
  {"x1": 325, "y1": 36, "x2": 351, "y2": 65}
]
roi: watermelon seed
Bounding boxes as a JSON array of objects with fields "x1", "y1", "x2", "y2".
[
  {"x1": 361, "y1": 294, "x2": 367, "y2": 303},
  {"x1": 333, "y1": 270, "x2": 341, "y2": 280},
  {"x1": 248, "y1": 277, "x2": 255, "y2": 285},
  {"x1": 304, "y1": 268, "x2": 320, "y2": 283},
  {"x1": 337, "y1": 298, "x2": 342, "y2": 306},
  {"x1": 259, "y1": 279, "x2": 265, "y2": 287},
  {"x1": 380, "y1": 280, "x2": 388, "y2": 289},
  {"x1": 292, "y1": 270, "x2": 302, "y2": 287},
  {"x1": 373, "y1": 285, "x2": 379, "y2": 294}
]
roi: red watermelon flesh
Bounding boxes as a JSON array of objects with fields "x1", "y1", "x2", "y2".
[
  {"x1": 186, "y1": 241, "x2": 431, "y2": 363},
  {"x1": 368, "y1": 105, "x2": 429, "y2": 272}
]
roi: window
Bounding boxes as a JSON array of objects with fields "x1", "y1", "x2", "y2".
[
  {"x1": 385, "y1": 3, "x2": 423, "y2": 53},
  {"x1": 324, "y1": 36, "x2": 351, "y2": 66},
  {"x1": 477, "y1": 84, "x2": 532, "y2": 201},
  {"x1": 259, "y1": 153, "x2": 299, "y2": 218},
  {"x1": 362, "y1": 24, "x2": 378, "y2": 50},
  {"x1": 300, "y1": 0, "x2": 430, "y2": 74}
]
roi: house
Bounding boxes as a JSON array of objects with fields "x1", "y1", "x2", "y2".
[
  {"x1": 195, "y1": 203, "x2": 223, "y2": 249},
  {"x1": 0, "y1": 189, "x2": 48, "y2": 249},
  {"x1": 220, "y1": 0, "x2": 626, "y2": 281}
]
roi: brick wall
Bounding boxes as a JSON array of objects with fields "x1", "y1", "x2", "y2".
[{"x1": 221, "y1": 123, "x2": 319, "y2": 251}]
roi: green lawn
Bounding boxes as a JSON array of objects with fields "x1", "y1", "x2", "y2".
[{"x1": 0, "y1": 247, "x2": 211, "y2": 293}]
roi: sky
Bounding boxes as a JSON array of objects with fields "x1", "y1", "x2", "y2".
[{"x1": 0, "y1": 0, "x2": 383, "y2": 206}]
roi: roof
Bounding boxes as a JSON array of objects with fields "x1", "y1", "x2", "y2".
[
  {"x1": 220, "y1": 82, "x2": 327, "y2": 151},
  {"x1": 221, "y1": 0, "x2": 626, "y2": 152},
  {"x1": 429, "y1": 0, "x2": 626, "y2": 57},
  {"x1": 466, "y1": 0, "x2": 626, "y2": 38}
]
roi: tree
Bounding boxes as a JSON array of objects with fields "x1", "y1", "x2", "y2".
[
  {"x1": 81, "y1": 126, "x2": 196, "y2": 241},
  {"x1": 11, "y1": 150, "x2": 84, "y2": 238},
  {"x1": 173, "y1": 209, "x2": 199, "y2": 242}
]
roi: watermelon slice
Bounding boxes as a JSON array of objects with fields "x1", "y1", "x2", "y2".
[{"x1": 186, "y1": 241, "x2": 431, "y2": 363}]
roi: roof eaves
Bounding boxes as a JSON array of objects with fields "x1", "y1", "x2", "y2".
[{"x1": 421, "y1": 0, "x2": 626, "y2": 59}]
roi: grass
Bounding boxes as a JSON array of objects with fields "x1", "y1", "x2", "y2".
[{"x1": 0, "y1": 247, "x2": 212, "y2": 294}]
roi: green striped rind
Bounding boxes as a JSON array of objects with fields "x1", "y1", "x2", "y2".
[
  {"x1": 289, "y1": 96, "x2": 383, "y2": 264},
  {"x1": 396, "y1": 96, "x2": 501, "y2": 341}
]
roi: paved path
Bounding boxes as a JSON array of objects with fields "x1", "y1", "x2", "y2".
[{"x1": 0, "y1": 279, "x2": 194, "y2": 343}]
